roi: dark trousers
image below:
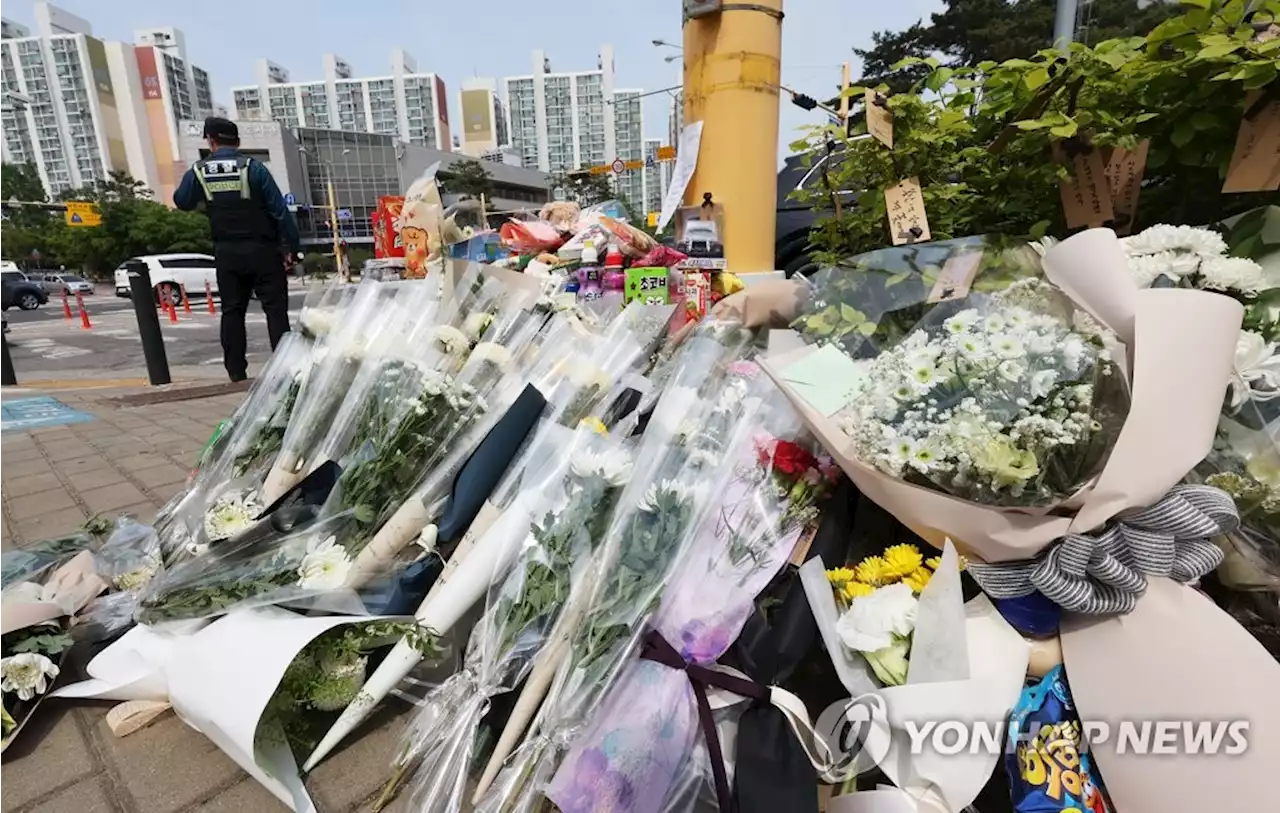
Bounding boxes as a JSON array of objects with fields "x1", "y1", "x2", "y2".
[{"x1": 215, "y1": 243, "x2": 290, "y2": 380}]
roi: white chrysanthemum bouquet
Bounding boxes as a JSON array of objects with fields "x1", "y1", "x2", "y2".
[{"x1": 835, "y1": 276, "x2": 1127, "y2": 507}]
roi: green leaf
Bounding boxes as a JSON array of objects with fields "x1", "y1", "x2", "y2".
[
  {"x1": 1029, "y1": 220, "x2": 1052, "y2": 240},
  {"x1": 1190, "y1": 111, "x2": 1218, "y2": 131},
  {"x1": 1170, "y1": 121, "x2": 1196, "y2": 148},
  {"x1": 839, "y1": 304, "x2": 867, "y2": 324},
  {"x1": 1050, "y1": 121, "x2": 1079, "y2": 138},
  {"x1": 925, "y1": 67, "x2": 955, "y2": 92},
  {"x1": 1242, "y1": 62, "x2": 1278, "y2": 90},
  {"x1": 1014, "y1": 118, "x2": 1051, "y2": 130},
  {"x1": 884, "y1": 271, "x2": 912, "y2": 287},
  {"x1": 1178, "y1": 0, "x2": 1210, "y2": 10},
  {"x1": 1197, "y1": 42, "x2": 1242, "y2": 60},
  {"x1": 1024, "y1": 68, "x2": 1051, "y2": 90}
]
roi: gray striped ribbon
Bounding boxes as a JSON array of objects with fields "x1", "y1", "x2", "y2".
[{"x1": 967, "y1": 484, "x2": 1237, "y2": 615}]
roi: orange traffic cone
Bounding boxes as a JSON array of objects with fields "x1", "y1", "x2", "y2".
[
  {"x1": 180, "y1": 284, "x2": 192, "y2": 315},
  {"x1": 206, "y1": 280, "x2": 217, "y2": 314},
  {"x1": 75, "y1": 292, "x2": 91, "y2": 329},
  {"x1": 61, "y1": 289, "x2": 73, "y2": 321}
]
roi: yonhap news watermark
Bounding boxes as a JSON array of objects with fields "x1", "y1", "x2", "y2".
[{"x1": 817, "y1": 694, "x2": 1250, "y2": 760}]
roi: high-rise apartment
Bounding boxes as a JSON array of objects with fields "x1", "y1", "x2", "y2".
[
  {"x1": 503, "y1": 46, "x2": 650, "y2": 210},
  {"x1": 643, "y1": 137, "x2": 669, "y2": 217},
  {"x1": 457, "y1": 77, "x2": 510, "y2": 159},
  {"x1": 0, "y1": 3, "x2": 215, "y2": 202},
  {"x1": 231, "y1": 50, "x2": 451, "y2": 151}
]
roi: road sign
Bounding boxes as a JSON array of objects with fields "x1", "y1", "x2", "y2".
[
  {"x1": 64, "y1": 201, "x2": 101, "y2": 227},
  {"x1": 611, "y1": 158, "x2": 626, "y2": 175},
  {"x1": 589, "y1": 165, "x2": 611, "y2": 175},
  {"x1": 645, "y1": 155, "x2": 656, "y2": 169},
  {"x1": 337, "y1": 208, "x2": 352, "y2": 220},
  {"x1": 284, "y1": 192, "x2": 296, "y2": 206},
  {"x1": 656, "y1": 145, "x2": 676, "y2": 161}
]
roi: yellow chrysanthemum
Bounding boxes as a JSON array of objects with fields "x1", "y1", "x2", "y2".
[
  {"x1": 826, "y1": 567, "x2": 856, "y2": 587},
  {"x1": 854, "y1": 555, "x2": 892, "y2": 586},
  {"x1": 903, "y1": 567, "x2": 933, "y2": 594},
  {"x1": 883, "y1": 544, "x2": 924, "y2": 579},
  {"x1": 579, "y1": 417, "x2": 609, "y2": 436},
  {"x1": 925, "y1": 555, "x2": 968, "y2": 571},
  {"x1": 842, "y1": 581, "x2": 875, "y2": 601}
]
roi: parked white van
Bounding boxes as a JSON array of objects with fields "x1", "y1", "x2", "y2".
[{"x1": 114, "y1": 253, "x2": 219, "y2": 303}]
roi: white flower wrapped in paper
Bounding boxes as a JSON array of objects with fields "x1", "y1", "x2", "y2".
[
  {"x1": 835, "y1": 582, "x2": 918, "y2": 652},
  {"x1": 296, "y1": 536, "x2": 352, "y2": 590},
  {"x1": 1, "y1": 653, "x2": 59, "y2": 701},
  {"x1": 1230, "y1": 330, "x2": 1280, "y2": 409},
  {"x1": 202, "y1": 490, "x2": 262, "y2": 543}
]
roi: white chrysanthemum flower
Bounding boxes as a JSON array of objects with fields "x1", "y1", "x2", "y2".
[
  {"x1": 1121, "y1": 224, "x2": 1226, "y2": 258},
  {"x1": 982, "y1": 314, "x2": 1006, "y2": 333},
  {"x1": 1029, "y1": 369, "x2": 1059, "y2": 400},
  {"x1": 203, "y1": 490, "x2": 263, "y2": 542},
  {"x1": 997, "y1": 359, "x2": 1025, "y2": 383},
  {"x1": 462, "y1": 312, "x2": 494, "y2": 342},
  {"x1": 944, "y1": 309, "x2": 979, "y2": 335},
  {"x1": 432, "y1": 325, "x2": 470, "y2": 356},
  {"x1": 835, "y1": 582, "x2": 918, "y2": 652},
  {"x1": 992, "y1": 335, "x2": 1025, "y2": 359},
  {"x1": 638, "y1": 479, "x2": 692, "y2": 513},
  {"x1": 2, "y1": 582, "x2": 45, "y2": 605},
  {"x1": 1199, "y1": 256, "x2": 1266, "y2": 294},
  {"x1": 1229, "y1": 330, "x2": 1280, "y2": 409},
  {"x1": 570, "y1": 448, "x2": 634, "y2": 487},
  {"x1": 1, "y1": 653, "x2": 60, "y2": 701},
  {"x1": 1028, "y1": 236, "x2": 1058, "y2": 258},
  {"x1": 297, "y1": 535, "x2": 352, "y2": 590},
  {"x1": 1127, "y1": 251, "x2": 1202, "y2": 287},
  {"x1": 298, "y1": 307, "x2": 338, "y2": 337},
  {"x1": 468, "y1": 342, "x2": 515, "y2": 374}
]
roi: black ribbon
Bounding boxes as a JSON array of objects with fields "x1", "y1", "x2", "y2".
[{"x1": 640, "y1": 630, "x2": 768, "y2": 813}]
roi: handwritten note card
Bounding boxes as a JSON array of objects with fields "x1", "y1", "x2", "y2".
[
  {"x1": 865, "y1": 89, "x2": 894, "y2": 149},
  {"x1": 781, "y1": 344, "x2": 869, "y2": 417},
  {"x1": 1223, "y1": 92, "x2": 1280, "y2": 194},
  {"x1": 1055, "y1": 143, "x2": 1115, "y2": 228},
  {"x1": 927, "y1": 250, "x2": 983, "y2": 304},
  {"x1": 1106, "y1": 140, "x2": 1149, "y2": 235},
  {"x1": 884, "y1": 177, "x2": 931, "y2": 246}
]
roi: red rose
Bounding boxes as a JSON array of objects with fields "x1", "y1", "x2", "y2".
[{"x1": 772, "y1": 440, "x2": 817, "y2": 476}]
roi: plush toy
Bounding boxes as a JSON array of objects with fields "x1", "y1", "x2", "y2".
[{"x1": 538, "y1": 201, "x2": 580, "y2": 231}]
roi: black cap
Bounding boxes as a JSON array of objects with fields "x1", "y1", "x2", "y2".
[{"x1": 202, "y1": 116, "x2": 238, "y2": 141}]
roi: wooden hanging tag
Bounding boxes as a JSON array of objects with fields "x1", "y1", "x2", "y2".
[
  {"x1": 884, "y1": 177, "x2": 930, "y2": 245},
  {"x1": 1054, "y1": 142, "x2": 1115, "y2": 228},
  {"x1": 1222, "y1": 91, "x2": 1280, "y2": 194},
  {"x1": 1105, "y1": 140, "x2": 1149, "y2": 235},
  {"x1": 927, "y1": 250, "x2": 984, "y2": 303},
  {"x1": 865, "y1": 89, "x2": 894, "y2": 149}
]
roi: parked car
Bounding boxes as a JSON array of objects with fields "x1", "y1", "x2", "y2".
[
  {"x1": 774, "y1": 141, "x2": 864, "y2": 278},
  {"x1": 2, "y1": 270, "x2": 50, "y2": 311},
  {"x1": 114, "y1": 253, "x2": 219, "y2": 303},
  {"x1": 39, "y1": 272, "x2": 95, "y2": 296}
]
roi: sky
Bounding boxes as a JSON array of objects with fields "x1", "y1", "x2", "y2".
[{"x1": 8, "y1": 0, "x2": 943, "y2": 158}]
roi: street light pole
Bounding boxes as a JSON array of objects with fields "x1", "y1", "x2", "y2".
[{"x1": 1053, "y1": 0, "x2": 1079, "y2": 49}]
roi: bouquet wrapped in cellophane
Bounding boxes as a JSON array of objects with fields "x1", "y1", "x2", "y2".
[
  {"x1": 258, "y1": 279, "x2": 439, "y2": 505},
  {"x1": 546, "y1": 368, "x2": 838, "y2": 813},
  {"x1": 300, "y1": 316, "x2": 671, "y2": 772},
  {"x1": 372, "y1": 426, "x2": 635, "y2": 811},
  {"x1": 471, "y1": 323, "x2": 764, "y2": 813},
  {"x1": 750, "y1": 228, "x2": 1279, "y2": 812}
]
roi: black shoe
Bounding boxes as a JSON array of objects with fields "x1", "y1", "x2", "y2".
[{"x1": 229, "y1": 371, "x2": 248, "y2": 383}]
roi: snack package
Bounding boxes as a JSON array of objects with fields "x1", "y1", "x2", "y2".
[
  {"x1": 1006, "y1": 666, "x2": 1111, "y2": 813},
  {"x1": 500, "y1": 218, "x2": 565, "y2": 254}
]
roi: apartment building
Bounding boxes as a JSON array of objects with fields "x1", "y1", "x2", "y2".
[
  {"x1": 0, "y1": 3, "x2": 214, "y2": 202},
  {"x1": 503, "y1": 46, "x2": 653, "y2": 212},
  {"x1": 231, "y1": 50, "x2": 451, "y2": 151}
]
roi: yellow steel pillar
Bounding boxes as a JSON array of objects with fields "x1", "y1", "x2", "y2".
[{"x1": 682, "y1": 1, "x2": 783, "y2": 274}]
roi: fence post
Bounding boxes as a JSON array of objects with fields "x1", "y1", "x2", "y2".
[{"x1": 127, "y1": 261, "x2": 171, "y2": 386}]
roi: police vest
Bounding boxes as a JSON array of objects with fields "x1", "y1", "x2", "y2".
[{"x1": 193, "y1": 155, "x2": 278, "y2": 245}]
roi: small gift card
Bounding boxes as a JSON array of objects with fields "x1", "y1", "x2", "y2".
[
  {"x1": 1105, "y1": 140, "x2": 1149, "y2": 235},
  {"x1": 1223, "y1": 91, "x2": 1280, "y2": 194},
  {"x1": 927, "y1": 250, "x2": 983, "y2": 304},
  {"x1": 884, "y1": 177, "x2": 930, "y2": 246},
  {"x1": 781, "y1": 344, "x2": 868, "y2": 417},
  {"x1": 1054, "y1": 142, "x2": 1115, "y2": 228},
  {"x1": 865, "y1": 89, "x2": 894, "y2": 149}
]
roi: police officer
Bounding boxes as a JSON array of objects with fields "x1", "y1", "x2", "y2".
[{"x1": 174, "y1": 117, "x2": 300, "y2": 382}]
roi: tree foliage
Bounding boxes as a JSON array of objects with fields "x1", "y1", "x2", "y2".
[
  {"x1": 796, "y1": 0, "x2": 1279, "y2": 265},
  {"x1": 0, "y1": 169, "x2": 211, "y2": 277},
  {"x1": 441, "y1": 159, "x2": 495, "y2": 200},
  {"x1": 855, "y1": 0, "x2": 1180, "y2": 94},
  {"x1": 550, "y1": 170, "x2": 617, "y2": 207}
]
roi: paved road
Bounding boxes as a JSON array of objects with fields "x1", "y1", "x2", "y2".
[{"x1": 3, "y1": 289, "x2": 308, "y2": 380}]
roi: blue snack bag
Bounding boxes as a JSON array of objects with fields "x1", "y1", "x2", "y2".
[{"x1": 1005, "y1": 665, "x2": 1110, "y2": 813}]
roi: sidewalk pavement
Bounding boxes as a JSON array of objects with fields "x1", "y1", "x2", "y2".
[{"x1": 1, "y1": 382, "x2": 413, "y2": 813}]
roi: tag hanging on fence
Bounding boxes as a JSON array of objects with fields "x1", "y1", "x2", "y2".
[
  {"x1": 865, "y1": 89, "x2": 893, "y2": 149},
  {"x1": 1054, "y1": 142, "x2": 1115, "y2": 229},
  {"x1": 1105, "y1": 140, "x2": 1149, "y2": 236},
  {"x1": 884, "y1": 177, "x2": 930, "y2": 246},
  {"x1": 1222, "y1": 91, "x2": 1280, "y2": 194}
]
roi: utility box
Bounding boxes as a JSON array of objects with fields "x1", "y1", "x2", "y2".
[{"x1": 684, "y1": 0, "x2": 722, "y2": 19}]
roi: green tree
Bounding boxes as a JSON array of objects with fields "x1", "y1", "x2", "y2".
[
  {"x1": 54, "y1": 170, "x2": 151, "y2": 203},
  {"x1": 441, "y1": 159, "x2": 495, "y2": 200},
  {"x1": 798, "y1": 0, "x2": 1279, "y2": 263},
  {"x1": 855, "y1": 0, "x2": 1179, "y2": 93},
  {"x1": 551, "y1": 170, "x2": 617, "y2": 207},
  {"x1": 2, "y1": 162, "x2": 52, "y2": 230}
]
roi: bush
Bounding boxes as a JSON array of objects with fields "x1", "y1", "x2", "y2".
[{"x1": 794, "y1": 0, "x2": 1279, "y2": 265}]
